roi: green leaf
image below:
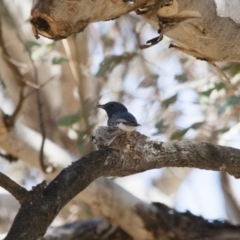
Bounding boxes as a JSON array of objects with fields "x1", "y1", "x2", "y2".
[
  {"x1": 170, "y1": 128, "x2": 189, "y2": 140},
  {"x1": 214, "y1": 127, "x2": 230, "y2": 134},
  {"x1": 96, "y1": 52, "x2": 137, "y2": 77},
  {"x1": 52, "y1": 57, "x2": 68, "y2": 65},
  {"x1": 58, "y1": 110, "x2": 82, "y2": 126},
  {"x1": 154, "y1": 119, "x2": 168, "y2": 135},
  {"x1": 218, "y1": 95, "x2": 240, "y2": 114},
  {"x1": 201, "y1": 82, "x2": 226, "y2": 98},
  {"x1": 47, "y1": 42, "x2": 56, "y2": 50},
  {"x1": 24, "y1": 40, "x2": 41, "y2": 51},
  {"x1": 138, "y1": 74, "x2": 159, "y2": 88},
  {"x1": 162, "y1": 94, "x2": 178, "y2": 108},
  {"x1": 190, "y1": 122, "x2": 205, "y2": 130},
  {"x1": 175, "y1": 73, "x2": 188, "y2": 83},
  {"x1": 76, "y1": 131, "x2": 86, "y2": 153},
  {"x1": 225, "y1": 95, "x2": 240, "y2": 106},
  {"x1": 77, "y1": 142, "x2": 85, "y2": 153},
  {"x1": 215, "y1": 82, "x2": 226, "y2": 91},
  {"x1": 0, "y1": 76, "x2": 6, "y2": 89},
  {"x1": 200, "y1": 88, "x2": 214, "y2": 97}
]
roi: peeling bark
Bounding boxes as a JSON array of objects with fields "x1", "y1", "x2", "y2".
[
  {"x1": 30, "y1": 0, "x2": 240, "y2": 62},
  {"x1": 30, "y1": 0, "x2": 149, "y2": 40}
]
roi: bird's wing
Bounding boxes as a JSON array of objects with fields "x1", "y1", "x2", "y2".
[{"x1": 109, "y1": 112, "x2": 140, "y2": 126}]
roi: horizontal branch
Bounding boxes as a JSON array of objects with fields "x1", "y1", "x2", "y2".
[
  {"x1": 43, "y1": 218, "x2": 132, "y2": 240},
  {"x1": 42, "y1": 213, "x2": 240, "y2": 240},
  {"x1": 30, "y1": 0, "x2": 240, "y2": 62},
  {"x1": 0, "y1": 172, "x2": 28, "y2": 204},
  {"x1": 5, "y1": 127, "x2": 240, "y2": 239},
  {"x1": 93, "y1": 127, "x2": 240, "y2": 178}
]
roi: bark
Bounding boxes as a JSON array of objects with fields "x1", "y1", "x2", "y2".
[
  {"x1": 0, "y1": 173, "x2": 28, "y2": 204},
  {"x1": 30, "y1": 0, "x2": 149, "y2": 39},
  {"x1": 80, "y1": 177, "x2": 159, "y2": 240},
  {"x1": 30, "y1": 0, "x2": 240, "y2": 62},
  {"x1": 42, "y1": 218, "x2": 132, "y2": 240},
  {"x1": 42, "y1": 215, "x2": 240, "y2": 240},
  {"x1": 4, "y1": 126, "x2": 240, "y2": 239}
]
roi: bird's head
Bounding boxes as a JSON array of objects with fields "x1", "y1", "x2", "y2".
[{"x1": 97, "y1": 101, "x2": 128, "y2": 118}]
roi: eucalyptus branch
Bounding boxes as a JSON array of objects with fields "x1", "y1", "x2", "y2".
[
  {"x1": 0, "y1": 172, "x2": 28, "y2": 204},
  {"x1": 5, "y1": 127, "x2": 240, "y2": 239}
]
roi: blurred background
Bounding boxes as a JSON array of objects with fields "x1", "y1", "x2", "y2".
[{"x1": 1, "y1": 0, "x2": 240, "y2": 237}]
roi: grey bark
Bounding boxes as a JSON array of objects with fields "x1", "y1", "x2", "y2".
[{"x1": 4, "y1": 127, "x2": 240, "y2": 239}]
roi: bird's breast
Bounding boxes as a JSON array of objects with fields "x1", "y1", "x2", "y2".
[{"x1": 117, "y1": 123, "x2": 136, "y2": 132}]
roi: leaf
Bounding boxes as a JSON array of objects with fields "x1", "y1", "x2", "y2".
[
  {"x1": 76, "y1": 131, "x2": 86, "y2": 153},
  {"x1": 154, "y1": 119, "x2": 168, "y2": 135},
  {"x1": 175, "y1": 73, "x2": 188, "y2": 83},
  {"x1": 24, "y1": 40, "x2": 41, "y2": 51},
  {"x1": 96, "y1": 52, "x2": 137, "y2": 77},
  {"x1": 190, "y1": 122, "x2": 205, "y2": 130},
  {"x1": 52, "y1": 57, "x2": 68, "y2": 65},
  {"x1": 225, "y1": 95, "x2": 240, "y2": 106},
  {"x1": 77, "y1": 141, "x2": 85, "y2": 153},
  {"x1": 0, "y1": 76, "x2": 6, "y2": 89},
  {"x1": 162, "y1": 94, "x2": 178, "y2": 108},
  {"x1": 58, "y1": 110, "x2": 82, "y2": 126},
  {"x1": 170, "y1": 128, "x2": 189, "y2": 140},
  {"x1": 138, "y1": 74, "x2": 159, "y2": 88},
  {"x1": 47, "y1": 42, "x2": 56, "y2": 50},
  {"x1": 200, "y1": 88, "x2": 214, "y2": 97},
  {"x1": 214, "y1": 127, "x2": 230, "y2": 134},
  {"x1": 215, "y1": 82, "x2": 226, "y2": 91},
  {"x1": 201, "y1": 82, "x2": 226, "y2": 97},
  {"x1": 218, "y1": 95, "x2": 240, "y2": 114}
]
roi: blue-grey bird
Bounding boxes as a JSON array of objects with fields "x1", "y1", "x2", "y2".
[{"x1": 97, "y1": 101, "x2": 140, "y2": 132}]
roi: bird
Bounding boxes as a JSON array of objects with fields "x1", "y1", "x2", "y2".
[{"x1": 97, "y1": 101, "x2": 140, "y2": 132}]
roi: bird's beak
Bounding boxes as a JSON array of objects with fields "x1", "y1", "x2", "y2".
[{"x1": 96, "y1": 102, "x2": 105, "y2": 109}]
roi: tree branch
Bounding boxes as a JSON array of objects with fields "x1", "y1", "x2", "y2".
[
  {"x1": 5, "y1": 127, "x2": 240, "y2": 239},
  {"x1": 30, "y1": 0, "x2": 240, "y2": 62},
  {"x1": 43, "y1": 218, "x2": 132, "y2": 240},
  {"x1": 42, "y1": 214, "x2": 240, "y2": 240},
  {"x1": 0, "y1": 172, "x2": 28, "y2": 204}
]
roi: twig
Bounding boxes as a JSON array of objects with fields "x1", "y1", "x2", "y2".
[
  {"x1": 24, "y1": 76, "x2": 57, "y2": 99},
  {"x1": 62, "y1": 37, "x2": 94, "y2": 153},
  {"x1": 209, "y1": 61, "x2": 232, "y2": 85},
  {"x1": 16, "y1": 34, "x2": 53, "y2": 173},
  {"x1": 0, "y1": 172, "x2": 28, "y2": 204},
  {"x1": 0, "y1": 21, "x2": 26, "y2": 128},
  {"x1": 0, "y1": 152, "x2": 18, "y2": 163}
]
